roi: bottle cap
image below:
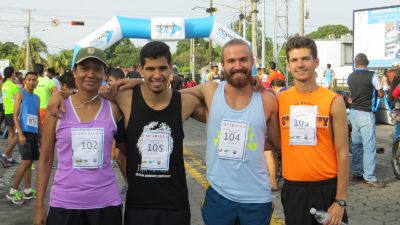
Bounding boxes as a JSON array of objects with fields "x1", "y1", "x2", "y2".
[{"x1": 310, "y1": 208, "x2": 317, "y2": 214}]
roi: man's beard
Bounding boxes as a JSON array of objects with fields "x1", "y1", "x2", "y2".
[{"x1": 226, "y1": 69, "x2": 252, "y2": 88}]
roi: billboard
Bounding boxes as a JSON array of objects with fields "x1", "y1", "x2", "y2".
[{"x1": 353, "y1": 5, "x2": 400, "y2": 68}]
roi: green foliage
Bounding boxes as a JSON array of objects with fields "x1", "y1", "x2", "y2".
[
  {"x1": 105, "y1": 39, "x2": 140, "y2": 68},
  {"x1": 173, "y1": 39, "x2": 209, "y2": 72},
  {"x1": 17, "y1": 37, "x2": 49, "y2": 70},
  {"x1": 0, "y1": 42, "x2": 20, "y2": 67},
  {"x1": 48, "y1": 49, "x2": 74, "y2": 73},
  {"x1": 306, "y1": 24, "x2": 352, "y2": 39}
]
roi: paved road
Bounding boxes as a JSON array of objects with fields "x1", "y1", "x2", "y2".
[{"x1": 1, "y1": 119, "x2": 400, "y2": 225}]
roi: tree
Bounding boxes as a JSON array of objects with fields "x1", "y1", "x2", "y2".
[
  {"x1": 0, "y1": 42, "x2": 20, "y2": 67},
  {"x1": 105, "y1": 39, "x2": 140, "y2": 68},
  {"x1": 306, "y1": 25, "x2": 352, "y2": 39},
  {"x1": 48, "y1": 49, "x2": 74, "y2": 73},
  {"x1": 16, "y1": 37, "x2": 49, "y2": 70},
  {"x1": 230, "y1": 17, "x2": 278, "y2": 68},
  {"x1": 173, "y1": 38, "x2": 210, "y2": 74}
]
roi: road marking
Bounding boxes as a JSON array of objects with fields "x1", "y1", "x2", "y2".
[{"x1": 184, "y1": 147, "x2": 284, "y2": 225}]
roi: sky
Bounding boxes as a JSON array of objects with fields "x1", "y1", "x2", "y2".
[{"x1": 0, "y1": 0, "x2": 400, "y2": 54}]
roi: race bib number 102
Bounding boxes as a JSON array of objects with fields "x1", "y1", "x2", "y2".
[{"x1": 71, "y1": 128, "x2": 104, "y2": 169}]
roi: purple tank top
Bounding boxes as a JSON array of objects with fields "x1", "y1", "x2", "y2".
[{"x1": 49, "y1": 97, "x2": 121, "y2": 209}]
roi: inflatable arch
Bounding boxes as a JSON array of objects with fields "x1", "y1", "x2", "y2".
[{"x1": 72, "y1": 16, "x2": 247, "y2": 65}]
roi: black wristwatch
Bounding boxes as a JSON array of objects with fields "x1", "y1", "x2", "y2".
[{"x1": 335, "y1": 199, "x2": 347, "y2": 207}]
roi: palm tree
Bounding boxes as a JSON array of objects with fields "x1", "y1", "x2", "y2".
[
  {"x1": 16, "y1": 37, "x2": 49, "y2": 70},
  {"x1": 48, "y1": 49, "x2": 73, "y2": 73}
]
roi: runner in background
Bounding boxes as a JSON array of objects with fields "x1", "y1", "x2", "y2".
[{"x1": 7, "y1": 71, "x2": 40, "y2": 205}]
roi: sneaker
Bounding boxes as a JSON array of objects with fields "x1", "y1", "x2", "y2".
[
  {"x1": 6, "y1": 191, "x2": 24, "y2": 205},
  {"x1": 6, "y1": 158, "x2": 18, "y2": 167},
  {"x1": 23, "y1": 189, "x2": 36, "y2": 200},
  {"x1": 363, "y1": 179, "x2": 386, "y2": 188},
  {"x1": 352, "y1": 174, "x2": 364, "y2": 182},
  {"x1": 0, "y1": 155, "x2": 9, "y2": 168}
]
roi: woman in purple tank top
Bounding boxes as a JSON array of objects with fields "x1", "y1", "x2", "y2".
[{"x1": 34, "y1": 47, "x2": 123, "y2": 225}]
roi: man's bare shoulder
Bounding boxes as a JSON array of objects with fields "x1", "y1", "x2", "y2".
[
  {"x1": 260, "y1": 90, "x2": 277, "y2": 102},
  {"x1": 115, "y1": 88, "x2": 133, "y2": 101},
  {"x1": 181, "y1": 92, "x2": 200, "y2": 107}
]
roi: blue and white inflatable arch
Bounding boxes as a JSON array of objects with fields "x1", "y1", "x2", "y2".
[{"x1": 72, "y1": 16, "x2": 246, "y2": 65}]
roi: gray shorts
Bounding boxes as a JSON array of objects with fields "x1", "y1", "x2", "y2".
[
  {"x1": 17, "y1": 132, "x2": 40, "y2": 161},
  {"x1": 4, "y1": 114, "x2": 14, "y2": 127}
]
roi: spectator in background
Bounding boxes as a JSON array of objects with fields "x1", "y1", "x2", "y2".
[
  {"x1": 169, "y1": 66, "x2": 184, "y2": 90},
  {"x1": 207, "y1": 65, "x2": 221, "y2": 83},
  {"x1": 33, "y1": 63, "x2": 58, "y2": 129},
  {"x1": 7, "y1": 71, "x2": 39, "y2": 205},
  {"x1": 107, "y1": 68, "x2": 126, "y2": 86},
  {"x1": 126, "y1": 64, "x2": 141, "y2": 79},
  {"x1": 0, "y1": 71, "x2": 4, "y2": 133},
  {"x1": 348, "y1": 53, "x2": 385, "y2": 188},
  {"x1": 185, "y1": 78, "x2": 197, "y2": 88},
  {"x1": 15, "y1": 71, "x2": 24, "y2": 89},
  {"x1": 381, "y1": 69, "x2": 390, "y2": 95},
  {"x1": 59, "y1": 71, "x2": 76, "y2": 92},
  {"x1": 0, "y1": 66, "x2": 19, "y2": 168},
  {"x1": 267, "y1": 61, "x2": 285, "y2": 84},
  {"x1": 47, "y1": 68, "x2": 61, "y2": 91},
  {"x1": 323, "y1": 64, "x2": 335, "y2": 89},
  {"x1": 257, "y1": 67, "x2": 269, "y2": 88},
  {"x1": 270, "y1": 78, "x2": 287, "y2": 94}
]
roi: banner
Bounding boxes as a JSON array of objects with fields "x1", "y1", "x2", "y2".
[{"x1": 151, "y1": 17, "x2": 185, "y2": 41}]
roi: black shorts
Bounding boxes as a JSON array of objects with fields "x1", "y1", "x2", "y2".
[
  {"x1": 4, "y1": 114, "x2": 14, "y2": 127},
  {"x1": 47, "y1": 205, "x2": 122, "y2": 225},
  {"x1": 281, "y1": 178, "x2": 348, "y2": 225},
  {"x1": 17, "y1": 132, "x2": 39, "y2": 161},
  {"x1": 124, "y1": 207, "x2": 190, "y2": 225}
]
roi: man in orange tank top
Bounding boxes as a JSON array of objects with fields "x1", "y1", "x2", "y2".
[{"x1": 278, "y1": 36, "x2": 349, "y2": 225}]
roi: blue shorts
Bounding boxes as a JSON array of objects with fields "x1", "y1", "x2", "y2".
[{"x1": 201, "y1": 186, "x2": 273, "y2": 225}]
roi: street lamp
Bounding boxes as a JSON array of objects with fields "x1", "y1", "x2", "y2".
[{"x1": 192, "y1": 4, "x2": 216, "y2": 65}]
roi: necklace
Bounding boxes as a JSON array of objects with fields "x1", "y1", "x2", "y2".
[{"x1": 73, "y1": 94, "x2": 99, "y2": 109}]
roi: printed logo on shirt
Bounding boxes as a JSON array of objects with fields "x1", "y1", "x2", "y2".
[{"x1": 213, "y1": 123, "x2": 258, "y2": 151}]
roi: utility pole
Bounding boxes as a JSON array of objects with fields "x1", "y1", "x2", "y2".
[
  {"x1": 273, "y1": 0, "x2": 278, "y2": 63},
  {"x1": 190, "y1": 39, "x2": 195, "y2": 81},
  {"x1": 209, "y1": 0, "x2": 214, "y2": 65},
  {"x1": 251, "y1": 0, "x2": 258, "y2": 62},
  {"x1": 299, "y1": 0, "x2": 304, "y2": 36},
  {"x1": 25, "y1": 9, "x2": 31, "y2": 71},
  {"x1": 243, "y1": 1, "x2": 247, "y2": 39},
  {"x1": 285, "y1": 0, "x2": 289, "y2": 87},
  {"x1": 261, "y1": 1, "x2": 265, "y2": 69}
]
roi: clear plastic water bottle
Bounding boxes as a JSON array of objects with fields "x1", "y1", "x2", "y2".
[{"x1": 310, "y1": 208, "x2": 347, "y2": 225}]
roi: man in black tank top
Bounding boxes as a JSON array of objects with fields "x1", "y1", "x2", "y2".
[
  {"x1": 110, "y1": 39, "x2": 281, "y2": 225},
  {"x1": 111, "y1": 41, "x2": 205, "y2": 225}
]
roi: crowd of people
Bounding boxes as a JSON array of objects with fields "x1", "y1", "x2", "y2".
[{"x1": 0, "y1": 35, "x2": 396, "y2": 225}]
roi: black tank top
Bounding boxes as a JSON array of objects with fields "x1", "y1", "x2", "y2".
[{"x1": 125, "y1": 86, "x2": 188, "y2": 209}]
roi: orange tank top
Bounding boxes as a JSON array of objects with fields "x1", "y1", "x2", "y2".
[{"x1": 278, "y1": 86, "x2": 338, "y2": 181}]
